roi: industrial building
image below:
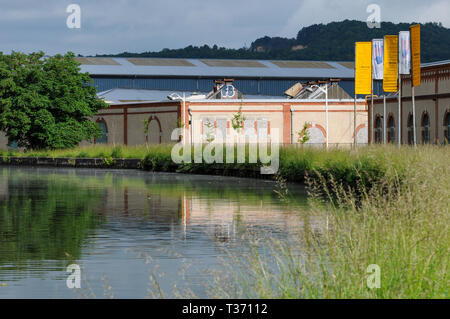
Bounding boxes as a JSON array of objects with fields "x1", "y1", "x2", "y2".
[
  {"x1": 76, "y1": 57, "x2": 358, "y2": 97},
  {"x1": 369, "y1": 60, "x2": 450, "y2": 145},
  {"x1": 84, "y1": 78, "x2": 367, "y2": 147},
  {"x1": 1, "y1": 57, "x2": 372, "y2": 149}
]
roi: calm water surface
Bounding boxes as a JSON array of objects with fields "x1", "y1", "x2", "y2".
[{"x1": 0, "y1": 167, "x2": 307, "y2": 298}]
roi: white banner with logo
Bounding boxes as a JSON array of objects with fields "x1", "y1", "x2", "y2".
[
  {"x1": 399, "y1": 31, "x2": 411, "y2": 75},
  {"x1": 372, "y1": 39, "x2": 384, "y2": 80}
]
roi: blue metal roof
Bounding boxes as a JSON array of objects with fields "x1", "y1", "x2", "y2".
[
  {"x1": 421, "y1": 60, "x2": 450, "y2": 68},
  {"x1": 97, "y1": 88, "x2": 281, "y2": 104},
  {"x1": 79, "y1": 57, "x2": 355, "y2": 79}
]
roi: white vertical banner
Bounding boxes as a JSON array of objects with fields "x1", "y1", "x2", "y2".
[
  {"x1": 399, "y1": 31, "x2": 411, "y2": 75},
  {"x1": 372, "y1": 39, "x2": 384, "y2": 80}
]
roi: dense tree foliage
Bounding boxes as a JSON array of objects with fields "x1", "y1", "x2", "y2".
[
  {"x1": 96, "y1": 20, "x2": 450, "y2": 63},
  {"x1": 0, "y1": 51, "x2": 108, "y2": 149}
]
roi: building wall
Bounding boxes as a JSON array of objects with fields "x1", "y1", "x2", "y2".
[
  {"x1": 186, "y1": 100, "x2": 367, "y2": 146},
  {"x1": 292, "y1": 102, "x2": 367, "y2": 146},
  {"x1": 371, "y1": 62, "x2": 450, "y2": 145},
  {"x1": 0, "y1": 100, "x2": 367, "y2": 149},
  {"x1": 0, "y1": 132, "x2": 8, "y2": 149},
  {"x1": 81, "y1": 102, "x2": 180, "y2": 147}
]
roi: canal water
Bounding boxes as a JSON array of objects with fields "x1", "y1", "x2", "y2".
[{"x1": 0, "y1": 167, "x2": 308, "y2": 298}]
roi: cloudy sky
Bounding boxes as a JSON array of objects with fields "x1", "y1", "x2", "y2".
[{"x1": 0, "y1": 0, "x2": 448, "y2": 56}]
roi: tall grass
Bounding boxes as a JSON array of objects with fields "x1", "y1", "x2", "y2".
[
  {"x1": 0, "y1": 144, "x2": 156, "y2": 159},
  {"x1": 209, "y1": 146, "x2": 449, "y2": 298}
]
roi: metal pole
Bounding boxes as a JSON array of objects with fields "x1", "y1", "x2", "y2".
[
  {"x1": 398, "y1": 74, "x2": 401, "y2": 146},
  {"x1": 354, "y1": 94, "x2": 357, "y2": 148},
  {"x1": 290, "y1": 107, "x2": 293, "y2": 144},
  {"x1": 371, "y1": 93, "x2": 374, "y2": 144},
  {"x1": 412, "y1": 86, "x2": 416, "y2": 146},
  {"x1": 325, "y1": 84, "x2": 329, "y2": 149},
  {"x1": 383, "y1": 95, "x2": 387, "y2": 144},
  {"x1": 183, "y1": 92, "x2": 186, "y2": 145}
]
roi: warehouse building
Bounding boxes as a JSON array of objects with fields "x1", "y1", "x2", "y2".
[
  {"x1": 0, "y1": 57, "x2": 369, "y2": 149},
  {"x1": 87, "y1": 78, "x2": 367, "y2": 147},
  {"x1": 369, "y1": 60, "x2": 450, "y2": 145},
  {"x1": 76, "y1": 57, "x2": 358, "y2": 97}
]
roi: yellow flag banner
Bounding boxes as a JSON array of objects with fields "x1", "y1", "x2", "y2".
[
  {"x1": 355, "y1": 42, "x2": 372, "y2": 95},
  {"x1": 383, "y1": 35, "x2": 398, "y2": 92},
  {"x1": 410, "y1": 24, "x2": 421, "y2": 87}
]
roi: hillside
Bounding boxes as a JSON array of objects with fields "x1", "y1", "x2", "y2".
[{"x1": 96, "y1": 20, "x2": 450, "y2": 63}]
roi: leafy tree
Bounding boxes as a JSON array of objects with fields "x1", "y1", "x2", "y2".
[{"x1": 0, "y1": 51, "x2": 108, "y2": 149}]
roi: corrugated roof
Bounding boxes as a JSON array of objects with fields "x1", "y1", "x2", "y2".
[
  {"x1": 421, "y1": 60, "x2": 450, "y2": 68},
  {"x1": 79, "y1": 57, "x2": 355, "y2": 79},
  {"x1": 97, "y1": 88, "x2": 280, "y2": 104}
]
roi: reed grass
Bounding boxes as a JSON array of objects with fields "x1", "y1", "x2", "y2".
[{"x1": 209, "y1": 146, "x2": 449, "y2": 298}]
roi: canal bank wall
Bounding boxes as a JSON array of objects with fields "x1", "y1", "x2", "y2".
[
  {"x1": 0, "y1": 157, "x2": 143, "y2": 169},
  {"x1": 0, "y1": 156, "x2": 271, "y2": 180}
]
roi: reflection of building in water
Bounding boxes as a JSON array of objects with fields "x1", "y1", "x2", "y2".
[
  {"x1": 180, "y1": 195, "x2": 323, "y2": 242},
  {"x1": 99, "y1": 186, "x2": 181, "y2": 224},
  {"x1": 95, "y1": 184, "x2": 323, "y2": 242}
]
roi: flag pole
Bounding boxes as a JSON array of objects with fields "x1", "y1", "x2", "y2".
[
  {"x1": 412, "y1": 85, "x2": 416, "y2": 146},
  {"x1": 398, "y1": 65, "x2": 402, "y2": 146},
  {"x1": 354, "y1": 43, "x2": 357, "y2": 148},
  {"x1": 371, "y1": 91, "x2": 374, "y2": 144},
  {"x1": 354, "y1": 94, "x2": 357, "y2": 148},
  {"x1": 383, "y1": 95, "x2": 387, "y2": 144}
]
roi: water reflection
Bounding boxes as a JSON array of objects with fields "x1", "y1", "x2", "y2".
[{"x1": 0, "y1": 167, "x2": 308, "y2": 298}]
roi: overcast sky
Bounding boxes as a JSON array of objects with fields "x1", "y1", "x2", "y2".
[{"x1": 0, "y1": 0, "x2": 448, "y2": 56}]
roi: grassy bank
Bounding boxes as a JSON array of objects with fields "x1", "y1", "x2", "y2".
[
  {"x1": 209, "y1": 146, "x2": 449, "y2": 298},
  {"x1": 0, "y1": 144, "x2": 443, "y2": 191},
  {"x1": 0, "y1": 144, "x2": 151, "y2": 160}
]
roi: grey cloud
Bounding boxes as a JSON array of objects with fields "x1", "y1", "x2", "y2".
[{"x1": 0, "y1": 0, "x2": 446, "y2": 56}]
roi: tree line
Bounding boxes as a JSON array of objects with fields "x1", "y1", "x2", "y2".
[{"x1": 95, "y1": 20, "x2": 450, "y2": 63}]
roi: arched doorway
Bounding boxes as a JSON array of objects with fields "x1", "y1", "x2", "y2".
[
  {"x1": 444, "y1": 111, "x2": 449, "y2": 144},
  {"x1": 305, "y1": 124, "x2": 326, "y2": 147},
  {"x1": 95, "y1": 118, "x2": 108, "y2": 144},
  {"x1": 355, "y1": 124, "x2": 368, "y2": 144},
  {"x1": 387, "y1": 115, "x2": 395, "y2": 143},
  {"x1": 407, "y1": 114, "x2": 414, "y2": 145},
  {"x1": 147, "y1": 116, "x2": 162, "y2": 144},
  {"x1": 421, "y1": 112, "x2": 430, "y2": 144},
  {"x1": 374, "y1": 115, "x2": 382, "y2": 143}
]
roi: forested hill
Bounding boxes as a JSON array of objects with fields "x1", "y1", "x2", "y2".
[{"x1": 95, "y1": 20, "x2": 450, "y2": 63}]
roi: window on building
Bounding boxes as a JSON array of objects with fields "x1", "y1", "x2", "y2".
[
  {"x1": 95, "y1": 120, "x2": 107, "y2": 144},
  {"x1": 8, "y1": 140, "x2": 18, "y2": 150},
  {"x1": 375, "y1": 116, "x2": 382, "y2": 143},
  {"x1": 244, "y1": 118, "x2": 256, "y2": 138},
  {"x1": 421, "y1": 112, "x2": 430, "y2": 144},
  {"x1": 444, "y1": 112, "x2": 450, "y2": 144},
  {"x1": 388, "y1": 115, "x2": 395, "y2": 143},
  {"x1": 216, "y1": 118, "x2": 227, "y2": 142},
  {"x1": 408, "y1": 114, "x2": 415, "y2": 145},
  {"x1": 257, "y1": 118, "x2": 269, "y2": 142}
]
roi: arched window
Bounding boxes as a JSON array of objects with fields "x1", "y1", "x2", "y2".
[
  {"x1": 444, "y1": 112, "x2": 450, "y2": 144},
  {"x1": 374, "y1": 116, "x2": 382, "y2": 143},
  {"x1": 95, "y1": 119, "x2": 108, "y2": 144},
  {"x1": 407, "y1": 114, "x2": 415, "y2": 145},
  {"x1": 8, "y1": 140, "x2": 18, "y2": 150},
  {"x1": 421, "y1": 112, "x2": 430, "y2": 144},
  {"x1": 387, "y1": 115, "x2": 395, "y2": 143}
]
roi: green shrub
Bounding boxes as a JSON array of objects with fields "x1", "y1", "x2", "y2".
[{"x1": 111, "y1": 146, "x2": 123, "y2": 159}]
